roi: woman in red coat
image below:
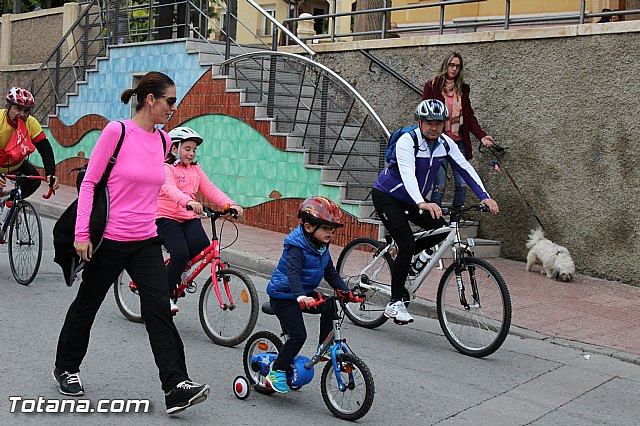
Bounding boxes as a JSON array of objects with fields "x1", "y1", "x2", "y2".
[{"x1": 421, "y1": 52, "x2": 494, "y2": 208}]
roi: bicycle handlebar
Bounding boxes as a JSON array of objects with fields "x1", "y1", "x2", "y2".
[
  {"x1": 1, "y1": 174, "x2": 55, "y2": 199},
  {"x1": 299, "y1": 291, "x2": 364, "y2": 309},
  {"x1": 186, "y1": 204, "x2": 239, "y2": 219},
  {"x1": 441, "y1": 203, "x2": 490, "y2": 216}
]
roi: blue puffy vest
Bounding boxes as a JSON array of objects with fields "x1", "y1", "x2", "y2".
[{"x1": 267, "y1": 225, "x2": 331, "y2": 299}]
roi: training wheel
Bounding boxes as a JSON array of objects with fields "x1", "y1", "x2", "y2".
[{"x1": 233, "y1": 375, "x2": 251, "y2": 400}]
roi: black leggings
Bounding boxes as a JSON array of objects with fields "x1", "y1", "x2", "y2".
[
  {"x1": 156, "y1": 218, "x2": 210, "y2": 297},
  {"x1": 371, "y1": 189, "x2": 447, "y2": 301},
  {"x1": 270, "y1": 295, "x2": 334, "y2": 371}
]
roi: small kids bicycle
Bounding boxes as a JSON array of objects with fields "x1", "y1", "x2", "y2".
[
  {"x1": 113, "y1": 205, "x2": 259, "y2": 347},
  {"x1": 336, "y1": 204, "x2": 512, "y2": 358},
  {"x1": 233, "y1": 292, "x2": 375, "y2": 422},
  {"x1": 0, "y1": 174, "x2": 54, "y2": 285}
]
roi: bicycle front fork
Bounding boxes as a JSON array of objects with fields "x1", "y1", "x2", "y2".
[{"x1": 454, "y1": 261, "x2": 480, "y2": 310}]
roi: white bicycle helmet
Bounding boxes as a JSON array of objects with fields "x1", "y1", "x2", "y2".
[
  {"x1": 415, "y1": 99, "x2": 449, "y2": 122},
  {"x1": 168, "y1": 126, "x2": 203, "y2": 145}
]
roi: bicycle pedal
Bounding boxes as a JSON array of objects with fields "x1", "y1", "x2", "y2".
[{"x1": 393, "y1": 319, "x2": 413, "y2": 325}]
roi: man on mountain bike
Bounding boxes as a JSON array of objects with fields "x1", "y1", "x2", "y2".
[
  {"x1": 371, "y1": 99, "x2": 498, "y2": 324},
  {"x1": 0, "y1": 87, "x2": 59, "y2": 197}
]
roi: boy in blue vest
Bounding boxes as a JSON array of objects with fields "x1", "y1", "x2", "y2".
[{"x1": 266, "y1": 196, "x2": 356, "y2": 393}]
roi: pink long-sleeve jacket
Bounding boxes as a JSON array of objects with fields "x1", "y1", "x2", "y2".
[{"x1": 156, "y1": 162, "x2": 235, "y2": 222}]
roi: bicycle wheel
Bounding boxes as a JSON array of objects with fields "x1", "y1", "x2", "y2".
[
  {"x1": 113, "y1": 270, "x2": 144, "y2": 323},
  {"x1": 437, "y1": 257, "x2": 511, "y2": 357},
  {"x1": 8, "y1": 201, "x2": 42, "y2": 285},
  {"x1": 320, "y1": 353, "x2": 375, "y2": 421},
  {"x1": 199, "y1": 268, "x2": 259, "y2": 347},
  {"x1": 242, "y1": 331, "x2": 283, "y2": 395},
  {"x1": 336, "y1": 238, "x2": 392, "y2": 328}
]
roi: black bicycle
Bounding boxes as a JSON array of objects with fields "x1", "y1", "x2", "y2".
[{"x1": 0, "y1": 174, "x2": 54, "y2": 285}]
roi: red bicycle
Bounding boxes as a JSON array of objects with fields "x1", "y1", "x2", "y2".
[
  {"x1": 0, "y1": 174, "x2": 54, "y2": 285},
  {"x1": 113, "y1": 205, "x2": 259, "y2": 347}
]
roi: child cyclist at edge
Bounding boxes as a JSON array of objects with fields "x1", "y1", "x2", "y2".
[
  {"x1": 156, "y1": 126, "x2": 244, "y2": 313},
  {"x1": 266, "y1": 196, "x2": 358, "y2": 394}
]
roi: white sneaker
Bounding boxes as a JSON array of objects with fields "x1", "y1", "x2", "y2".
[
  {"x1": 384, "y1": 300, "x2": 414, "y2": 324},
  {"x1": 170, "y1": 299, "x2": 179, "y2": 315}
]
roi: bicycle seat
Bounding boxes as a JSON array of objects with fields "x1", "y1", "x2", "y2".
[{"x1": 261, "y1": 302, "x2": 276, "y2": 316}]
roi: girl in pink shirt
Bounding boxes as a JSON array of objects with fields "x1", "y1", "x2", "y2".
[{"x1": 156, "y1": 126, "x2": 244, "y2": 313}]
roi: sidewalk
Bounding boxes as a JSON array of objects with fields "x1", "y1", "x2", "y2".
[{"x1": 31, "y1": 184, "x2": 640, "y2": 364}]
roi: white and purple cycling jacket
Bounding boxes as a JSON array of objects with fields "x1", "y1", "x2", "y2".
[{"x1": 373, "y1": 128, "x2": 490, "y2": 205}]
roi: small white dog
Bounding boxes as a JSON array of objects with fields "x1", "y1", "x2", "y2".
[{"x1": 525, "y1": 228, "x2": 575, "y2": 282}]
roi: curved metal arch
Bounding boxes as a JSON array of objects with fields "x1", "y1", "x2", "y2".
[{"x1": 220, "y1": 50, "x2": 390, "y2": 139}]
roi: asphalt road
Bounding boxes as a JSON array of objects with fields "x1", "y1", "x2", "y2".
[{"x1": 0, "y1": 216, "x2": 639, "y2": 425}]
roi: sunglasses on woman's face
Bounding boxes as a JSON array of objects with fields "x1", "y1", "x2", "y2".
[{"x1": 157, "y1": 95, "x2": 177, "y2": 107}]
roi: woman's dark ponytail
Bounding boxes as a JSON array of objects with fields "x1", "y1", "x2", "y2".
[{"x1": 121, "y1": 88, "x2": 136, "y2": 105}]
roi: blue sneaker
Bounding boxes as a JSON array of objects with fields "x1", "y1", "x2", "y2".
[{"x1": 266, "y1": 363, "x2": 290, "y2": 394}]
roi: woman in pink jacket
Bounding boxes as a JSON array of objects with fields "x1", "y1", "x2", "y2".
[{"x1": 156, "y1": 126, "x2": 243, "y2": 313}]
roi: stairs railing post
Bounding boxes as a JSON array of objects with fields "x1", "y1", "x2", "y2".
[
  {"x1": 55, "y1": 49, "x2": 61, "y2": 104},
  {"x1": 83, "y1": 7, "x2": 90, "y2": 74},
  {"x1": 148, "y1": 0, "x2": 154, "y2": 41},
  {"x1": 267, "y1": 57, "x2": 277, "y2": 117},
  {"x1": 319, "y1": 75, "x2": 329, "y2": 164}
]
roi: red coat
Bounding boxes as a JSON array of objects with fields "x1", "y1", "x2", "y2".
[{"x1": 421, "y1": 76, "x2": 487, "y2": 160}]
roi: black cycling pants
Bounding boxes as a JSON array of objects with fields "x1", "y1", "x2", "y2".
[
  {"x1": 270, "y1": 295, "x2": 333, "y2": 372},
  {"x1": 371, "y1": 189, "x2": 447, "y2": 301}
]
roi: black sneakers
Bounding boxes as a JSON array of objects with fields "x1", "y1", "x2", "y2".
[
  {"x1": 165, "y1": 380, "x2": 210, "y2": 415},
  {"x1": 52, "y1": 368, "x2": 85, "y2": 396}
]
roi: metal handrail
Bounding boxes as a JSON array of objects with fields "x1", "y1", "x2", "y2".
[
  {"x1": 281, "y1": 0, "x2": 640, "y2": 42},
  {"x1": 221, "y1": 50, "x2": 389, "y2": 139},
  {"x1": 283, "y1": 0, "x2": 486, "y2": 38},
  {"x1": 359, "y1": 50, "x2": 421, "y2": 96}
]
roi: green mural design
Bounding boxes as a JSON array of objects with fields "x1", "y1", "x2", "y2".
[{"x1": 37, "y1": 115, "x2": 359, "y2": 215}]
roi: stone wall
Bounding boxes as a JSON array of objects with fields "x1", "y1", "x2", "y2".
[
  {"x1": 287, "y1": 23, "x2": 640, "y2": 285},
  {"x1": 10, "y1": 12, "x2": 64, "y2": 65}
]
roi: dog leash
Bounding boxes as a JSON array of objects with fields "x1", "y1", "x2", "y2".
[{"x1": 480, "y1": 143, "x2": 546, "y2": 232}]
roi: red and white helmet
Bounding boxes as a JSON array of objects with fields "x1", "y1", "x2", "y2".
[
  {"x1": 6, "y1": 87, "x2": 35, "y2": 109},
  {"x1": 298, "y1": 196, "x2": 344, "y2": 228}
]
